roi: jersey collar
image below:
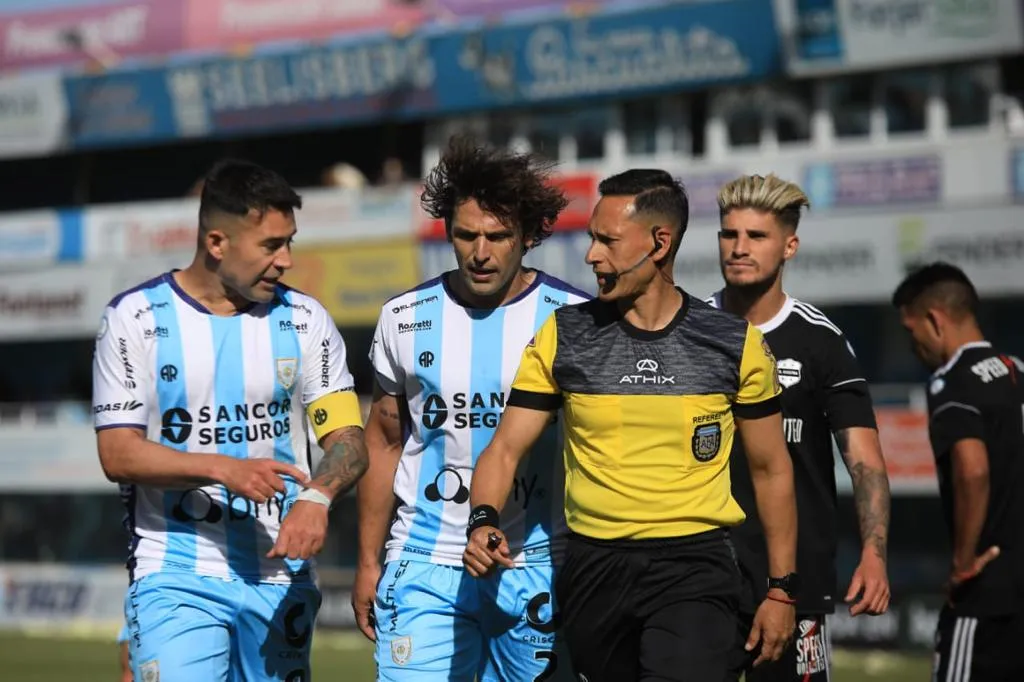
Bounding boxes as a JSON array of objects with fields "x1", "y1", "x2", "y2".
[
  {"x1": 708, "y1": 289, "x2": 794, "y2": 333},
  {"x1": 932, "y1": 340, "x2": 993, "y2": 378}
]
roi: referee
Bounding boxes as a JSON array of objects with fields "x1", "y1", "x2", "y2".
[
  {"x1": 463, "y1": 169, "x2": 799, "y2": 682},
  {"x1": 893, "y1": 262, "x2": 1024, "y2": 681}
]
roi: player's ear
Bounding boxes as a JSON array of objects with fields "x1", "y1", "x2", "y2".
[
  {"x1": 204, "y1": 229, "x2": 229, "y2": 261},
  {"x1": 783, "y1": 232, "x2": 799, "y2": 261},
  {"x1": 925, "y1": 308, "x2": 943, "y2": 338}
]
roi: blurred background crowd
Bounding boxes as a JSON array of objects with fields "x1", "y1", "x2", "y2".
[{"x1": 0, "y1": 0, "x2": 1022, "y2": 663}]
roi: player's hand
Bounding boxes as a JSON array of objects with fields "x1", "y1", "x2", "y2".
[
  {"x1": 746, "y1": 594, "x2": 795, "y2": 667},
  {"x1": 351, "y1": 563, "x2": 380, "y2": 642},
  {"x1": 845, "y1": 550, "x2": 890, "y2": 616},
  {"x1": 216, "y1": 457, "x2": 309, "y2": 503},
  {"x1": 267, "y1": 499, "x2": 329, "y2": 560},
  {"x1": 462, "y1": 526, "x2": 514, "y2": 578},
  {"x1": 949, "y1": 545, "x2": 1001, "y2": 595}
]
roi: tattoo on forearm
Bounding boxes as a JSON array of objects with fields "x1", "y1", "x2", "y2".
[
  {"x1": 838, "y1": 429, "x2": 891, "y2": 562},
  {"x1": 312, "y1": 427, "x2": 369, "y2": 497}
]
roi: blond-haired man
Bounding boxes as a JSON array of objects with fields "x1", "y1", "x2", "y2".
[{"x1": 707, "y1": 174, "x2": 892, "y2": 681}]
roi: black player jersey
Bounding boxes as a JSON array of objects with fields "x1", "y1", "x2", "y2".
[
  {"x1": 708, "y1": 293, "x2": 878, "y2": 614},
  {"x1": 926, "y1": 341, "x2": 1024, "y2": 616}
]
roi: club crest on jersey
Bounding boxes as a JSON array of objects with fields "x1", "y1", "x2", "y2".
[
  {"x1": 139, "y1": 660, "x2": 159, "y2": 682},
  {"x1": 692, "y1": 422, "x2": 721, "y2": 462},
  {"x1": 777, "y1": 358, "x2": 802, "y2": 388},
  {"x1": 391, "y1": 636, "x2": 412, "y2": 665},
  {"x1": 276, "y1": 358, "x2": 298, "y2": 390}
]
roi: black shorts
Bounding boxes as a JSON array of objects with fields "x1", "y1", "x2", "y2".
[
  {"x1": 731, "y1": 613, "x2": 830, "y2": 682},
  {"x1": 934, "y1": 605, "x2": 1024, "y2": 681},
  {"x1": 556, "y1": 529, "x2": 743, "y2": 682}
]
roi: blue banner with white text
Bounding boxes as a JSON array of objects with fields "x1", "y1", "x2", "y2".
[{"x1": 63, "y1": 0, "x2": 780, "y2": 148}]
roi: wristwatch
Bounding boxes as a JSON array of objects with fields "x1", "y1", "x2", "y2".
[{"x1": 767, "y1": 573, "x2": 801, "y2": 600}]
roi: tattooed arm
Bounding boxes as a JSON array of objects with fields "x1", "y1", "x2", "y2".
[
  {"x1": 267, "y1": 403, "x2": 368, "y2": 562},
  {"x1": 312, "y1": 424, "x2": 370, "y2": 499},
  {"x1": 836, "y1": 427, "x2": 892, "y2": 615}
]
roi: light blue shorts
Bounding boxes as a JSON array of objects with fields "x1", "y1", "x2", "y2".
[
  {"x1": 124, "y1": 573, "x2": 320, "y2": 682},
  {"x1": 373, "y1": 560, "x2": 573, "y2": 682}
]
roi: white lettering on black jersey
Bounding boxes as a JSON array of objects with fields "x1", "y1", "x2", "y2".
[
  {"x1": 926, "y1": 341, "x2": 1024, "y2": 616},
  {"x1": 707, "y1": 292, "x2": 877, "y2": 614}
]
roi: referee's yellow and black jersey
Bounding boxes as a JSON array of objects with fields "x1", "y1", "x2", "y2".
[{"x1": 508, "y1": 290, "x2": 781, "y2": 541}]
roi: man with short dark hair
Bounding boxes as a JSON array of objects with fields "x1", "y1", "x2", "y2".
[
  {"x1": 893, "y1": 261, "x2": 1024, "y2": 682},
  {"x1": 93, "y1": 159, "x2": 368, "y2": 681},
  {"x1": 465, "y1": 169, "x2": 799, "y2": 681}
]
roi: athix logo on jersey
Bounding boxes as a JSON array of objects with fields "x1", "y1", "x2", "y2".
[
  {"x1": 420, "y1": 392, "x2": 505, "y2": 429},
  {"x1": 160, "y1": 401, "x2": 293, "y2": 446},
  {"x1": 777, "y1": 358, "x2": 802, "y2": 388},
  {"x1": 276, "y1": 358, "x2": 297, "y2": 390},
  {"x1": 133, "y1": 302, "x2": 169, "y2": 319},
  {"x1": 620, "y1": 358, "x2": 675, "y2": 385}
]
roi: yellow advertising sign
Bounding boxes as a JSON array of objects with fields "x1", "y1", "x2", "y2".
[{"x1": 283, "y1": 238, "x2": 421, "y2": 326}]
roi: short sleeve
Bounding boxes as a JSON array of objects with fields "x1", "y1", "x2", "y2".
[
  {"x1": 92, "y1": 306, "x2": 151, "y2": 431},
  {"x1": 301, "y1": 300, "x2": 362, "y2": 440},
  {"x1": 370, "y1": 307, "x2": 405, "y2": 396},
  {"x1": 820, "y1": 333, "x2": 877, "y2": 431},
  {"x1": 733, "y1": 324, "x2": 782, "y2": 419},
  {"x1": 508, "y1": 312, "x2": 562, "y2": 411},
  {"x1": 929, "y1": 378, "x2": 986, "y2": 445}
]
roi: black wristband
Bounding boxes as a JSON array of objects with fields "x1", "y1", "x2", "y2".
[{"x1": 467, "y1": 505, "x2": 500, "y2": 538}]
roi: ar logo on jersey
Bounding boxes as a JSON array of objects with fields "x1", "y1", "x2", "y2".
[
  {"x1": 277, "y1": 358, "x2": 298, "y2": 390},
  {"x1": 776, "y1": 359, "x2": 802, "y2": 388},
  {"x1": 692, "y1": 422, "x2": 721, "y2": 462}
]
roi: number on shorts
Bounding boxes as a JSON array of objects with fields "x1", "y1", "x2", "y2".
[{"x1": 533, "y1": 651, "x2": 558, "y2": 682}]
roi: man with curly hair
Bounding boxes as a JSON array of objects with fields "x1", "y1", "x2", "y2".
[{"x1": 352, "y1": 136, "x2": 589, "y2": 681}]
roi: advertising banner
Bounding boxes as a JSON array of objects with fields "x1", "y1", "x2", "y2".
[
  {"x1": 183, "y1": 0, "x2": 424, "y2": 53},
  {"x1": 283, "y1": 238, "x2": 420, "y2": 326},
  {"x1": 82, "y1": 199, "x2": 199, "y2": 261},
  {"x1": 0, "y1": 209, "x2": 81, "y2": 271},
  {"x1": 65, "y1": 0, "x2": 781, "y2": 147},
  {"x1": 0, "y1": 563, "x2": 127, "y2": 629},
  {"x1": 0, "y1": 0, "x2": 185, "y2": 72},
  {"x1": 0, "y1": 256, "x2": 190, "y2": 341},
  {"x1": 0, "y1": 72, "x2": 68, "y2": 159},
  {"x1": 804, "y1": 156, "x2": 942, "y2": 209},
  {"x1": 778, "y1": 0, "x2": 1024, "y2": 74}
]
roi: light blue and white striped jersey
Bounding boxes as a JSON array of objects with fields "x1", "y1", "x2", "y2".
[
  {"x1": 371, "y1": 270, "x2": 590, "y2": 566},
  {"x1": 93, "y1": 272, "x2": 360, "y2": 584}
]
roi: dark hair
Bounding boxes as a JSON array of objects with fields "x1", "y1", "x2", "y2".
[
  {"x1": 598, "y1": 169, "x2": 689, "y2": 253},
  {"x1": 419, "y1": 136, "x2": 569, "y2": 250},
  {"x1": 198, "y1": 159, "x2": 302, "y2": 234},
  {"x1": 892, "y1": 261, "x2": 979, "y2": 318}
]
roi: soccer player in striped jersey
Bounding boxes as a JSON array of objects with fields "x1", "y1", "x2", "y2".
[
  {"x1": 354, "y1": 137, "x2": 588, "y2": 681},
  {"x1": 707, "y1": 174, "x2": 892, "y2": 682},
  {"x1": 92, "y1": 160, "x2": 368, "y2": 682}
]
